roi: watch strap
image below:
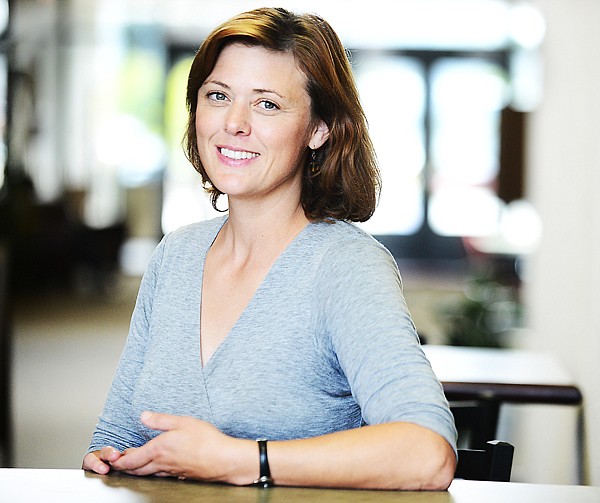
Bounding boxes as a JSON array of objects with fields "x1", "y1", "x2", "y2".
[{"x1": 253, "y1": 438, "x2": 274, "y2": 487}]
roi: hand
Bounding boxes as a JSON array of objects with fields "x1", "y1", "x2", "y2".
[
  {"x1": 108, "y1": 411, "x2": 256, "y2": 484},
  {"x1": 82, "y1": 447, "x2": 123, "y2": 475}
]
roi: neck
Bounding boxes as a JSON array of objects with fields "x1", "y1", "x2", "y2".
[{"x1": 217, "y1": 195, "x2": 310, "y2": 262}]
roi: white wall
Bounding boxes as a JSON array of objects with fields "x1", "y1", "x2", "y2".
[{"x1": 524, "y1": 0, "x2": 600, "y2": 486}]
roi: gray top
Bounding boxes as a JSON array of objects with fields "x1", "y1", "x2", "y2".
[{"x1": 88, "y1": 216, "x2": 457, "y2": 453}]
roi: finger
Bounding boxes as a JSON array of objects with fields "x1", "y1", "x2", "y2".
[
  {"x1": 140, "y1": 411, "x2": 181, "y2": 432},
  {"x1": 126, "y1": 467, "x2": 176, "y2": 478},
  {"x1": 82, "y1": 452, "x2": 104, "y2": 474},
  {"x1": 120, "y1": 465, "x2": 160, "y2": 477},
  {"x1": 116, "y1": 456, "x2": 167, "y2": 477},
  {"x1": 110, "y1": 445, "x2": 154, "y2": 473},
  {"x1": 83, "y1": 451, "x2": 113, "y2": 475},
  {"x1": 98, "y1": 446, "x2": 122, "y2": 463}
]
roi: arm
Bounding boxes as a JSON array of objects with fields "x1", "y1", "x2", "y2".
[
  {"x1": 268, "y1": 422, "x2": 455, "y2": 490},
  {"x1": 84, "y1": 238, "x2": 166, "y2": 472},
  {"x1": 308, "y1": 235, "x2": 457, "y2": 488},
  {"x1": 108, "y1": 412, "x2": 455, "y2": 489}
]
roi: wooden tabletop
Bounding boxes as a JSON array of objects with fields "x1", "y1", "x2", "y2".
[
  {"x1": 1, "y1": 469, "x2": 600, "y2": 503},
  {"x1": 423, "y1": 345, "x2": 582, "y2": 405}
]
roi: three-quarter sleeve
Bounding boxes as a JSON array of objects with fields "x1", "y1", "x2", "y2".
[
  {"x1": 87, "y1": 237, "x2": 166, "y2": 453},
  {"x1": 316, "y1": 237, "x2": 457, "y2": 453}
]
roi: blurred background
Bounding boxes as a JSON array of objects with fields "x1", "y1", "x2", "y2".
[{"x1": 0, "y1": 0, "x2": 598, "y2": 487}]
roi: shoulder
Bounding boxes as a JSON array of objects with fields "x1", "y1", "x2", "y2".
[
  {"x1": 304, "y1": 220, "x2": 402, "y2": 289},
  {"x1": 306, "y1": 219, "x2": 383, "y2": 248},
  {"x1": 308, "y1": 220, "x2": 397, "y2": 267}
]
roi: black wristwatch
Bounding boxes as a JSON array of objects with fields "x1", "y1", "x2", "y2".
[{"x1": 253, "y1": 439, "x2": 274, "y2": 488}]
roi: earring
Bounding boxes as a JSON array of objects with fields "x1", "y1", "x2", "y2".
[{"x1": 309, "y1": 149, "x2": 320, "y2": 174}]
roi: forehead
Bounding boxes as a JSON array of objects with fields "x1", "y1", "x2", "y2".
[{"x1": 207, "y1": 43, "x2": 309, "y2": 95}]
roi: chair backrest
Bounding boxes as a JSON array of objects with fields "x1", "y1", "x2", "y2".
[
  {"x1": 451, "y1": 399, "x2": 500, "y2": 449},
  {"x1": 455, "y1": 440, "x2": 514, "y2": 482}
]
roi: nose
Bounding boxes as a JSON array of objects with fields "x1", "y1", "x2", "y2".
[{"x1": 224, "y1": 102, "x2": 251, "y2": 136}]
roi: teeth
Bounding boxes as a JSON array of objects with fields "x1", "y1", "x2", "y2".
[{"x1": 220, "y1": 148, "x2": 259, "y2": 160}]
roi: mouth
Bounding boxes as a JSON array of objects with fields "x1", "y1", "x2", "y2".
[{"x1": 218, "y1": 147, "x2": 260, "y2": 160}]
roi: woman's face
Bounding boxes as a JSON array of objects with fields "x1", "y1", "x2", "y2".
[{"x1": 195, "y1": 43, "x2": 328, "y2": 206}]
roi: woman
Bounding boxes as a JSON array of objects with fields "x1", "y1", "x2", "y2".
[{"x1": 83, "y1": 7, "x2": 457, "y2": 490}]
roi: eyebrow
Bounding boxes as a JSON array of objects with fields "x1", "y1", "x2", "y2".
[{"x1": 202, "y1": 79, "x2": 286, "y2": 100}]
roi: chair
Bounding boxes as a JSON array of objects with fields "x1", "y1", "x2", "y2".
[
  {"x1": 455, "y1": 440, "x2": 514, "y2": 482},
  {"x1": 451, "y1": 399, "x2": 500, "y2": 449}
]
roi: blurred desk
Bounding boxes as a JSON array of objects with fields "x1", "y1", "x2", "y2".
[
  {"x1": 423, "y1": 345, "x2": 582, "y2": 405},
  {"x1": 423, "y1": 345, "x2": 583, "y2": 474},
  {"x1": 1, "y1": 469, "x2": 600, "y2": 503}
]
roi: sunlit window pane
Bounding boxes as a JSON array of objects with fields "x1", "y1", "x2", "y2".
[
  {"x1": 430, "y1": 58, "x2": 508, "y2": 235},
  {"x1": 429, "y1": 186, "x2": 502, "y2": 236},
  {"x1": 354, "y1": 56, "x2": 426, "y2": 235},
  {"x1": 431, "y1": 58, "x2": 508, "y2": 186}
]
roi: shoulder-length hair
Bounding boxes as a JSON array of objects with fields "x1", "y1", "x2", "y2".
[{"x1": 184, "y1": 7, "x2": 380, "y2": 222}]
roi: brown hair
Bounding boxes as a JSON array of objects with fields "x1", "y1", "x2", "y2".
[{"x1": 184, "y1": 7, "x2": 380, "y2": 222}]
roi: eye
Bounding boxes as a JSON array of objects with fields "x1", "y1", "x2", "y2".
[
  {"x1": 258, "y1": 100, "x2": 279, "y2": 111},
  {"x1": 207, "y1": 91, "x2": 228, "y2": 102}
]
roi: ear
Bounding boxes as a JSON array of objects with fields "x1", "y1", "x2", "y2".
[{"x1": 309, "y1": 120, "x2": 330, "y2": 150}]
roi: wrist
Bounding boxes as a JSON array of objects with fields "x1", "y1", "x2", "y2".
[{"x1": 225, "y1": 438, "x2": 260, "y2": 486}]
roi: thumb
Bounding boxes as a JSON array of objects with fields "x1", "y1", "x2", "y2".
[{"x1": 140, "y1": 411, "x2": 180, "y2": 432}]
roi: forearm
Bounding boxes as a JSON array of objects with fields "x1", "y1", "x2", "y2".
[
  {"x1": 241, "y1": 422, "x2": 456, "y2": 490},
  {"x1": 95, "y1": 413, "x2": 455, "y2": 490}
]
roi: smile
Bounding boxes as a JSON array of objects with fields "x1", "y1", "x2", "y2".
[{"x1": 219, "y1": 147, "x2": 260, "y2": 160}]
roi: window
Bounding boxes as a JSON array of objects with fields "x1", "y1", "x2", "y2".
[{"x1": 354, "y1": 48, "x2": 512, "y2": 261}]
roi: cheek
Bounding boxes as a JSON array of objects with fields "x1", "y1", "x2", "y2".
[
  {"x1": 195, "y1": 116, "x2": 218, "y2": 170},
  {"x1": 268, "y1": 120, "x2": 312, "y2": 156},
  {"x1": 195, "y1": 107, "x2": 218, "y2": 141},
  {"x1": 195, "y1": 114, "x2": 208, "y2": 143}
]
